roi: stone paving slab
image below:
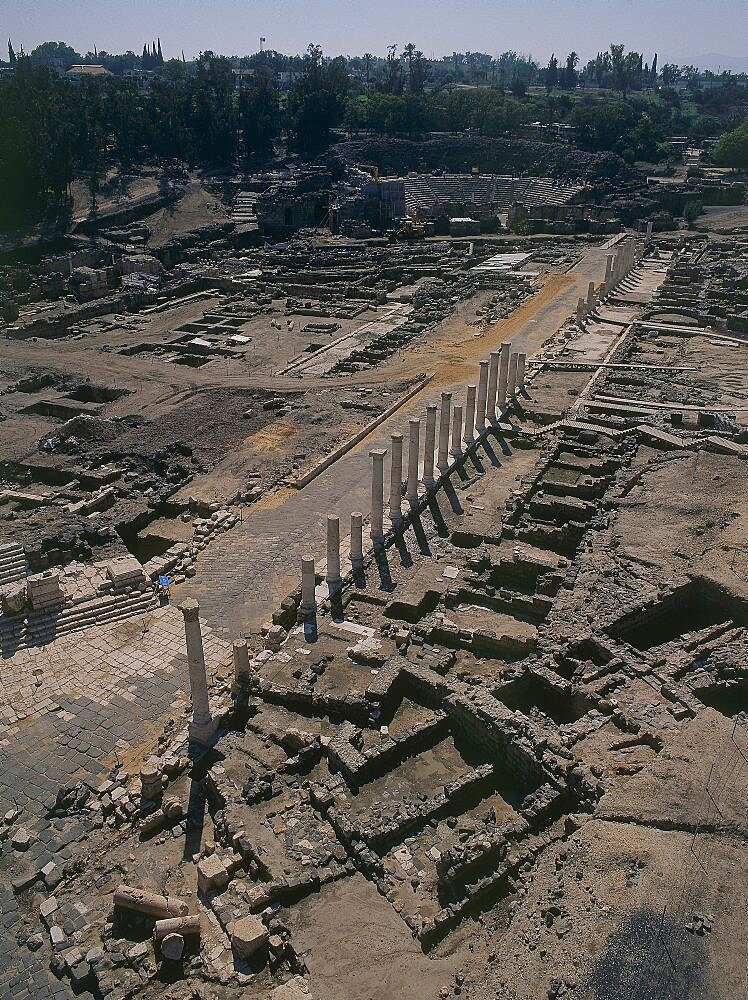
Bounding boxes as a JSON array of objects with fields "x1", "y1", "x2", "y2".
[{"x1": 0, "y1": 605, "x2": 230, "y2": 997}]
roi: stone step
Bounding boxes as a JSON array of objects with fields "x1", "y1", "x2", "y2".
[
  {"x1": 27, "y1": 591, "x2": 156, "y2": 637},
  {"x1": 0, "y1": 590, "x2": 158, "y2": 652}
]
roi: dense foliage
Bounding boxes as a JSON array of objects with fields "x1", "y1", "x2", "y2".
[{"x1": 0, "y1": 39, "x2": 745, "y2": 230}]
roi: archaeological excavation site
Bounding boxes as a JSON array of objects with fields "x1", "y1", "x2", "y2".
[{"x1": 1, "y1": 113, "x2": 748, "y2": 1000}]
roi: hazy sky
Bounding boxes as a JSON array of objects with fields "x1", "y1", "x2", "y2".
[{"x1": 4, "y1": 0, "x2": 747, "y2": 67}]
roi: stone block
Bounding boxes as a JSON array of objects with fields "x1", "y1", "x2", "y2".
[
  {"x1": 272, "y1": 975, "x2": 313, "y2": 999},
  {"x1": 228, "y1": 914, "x2": 269, "y2": 959},
  {"x1": 196, "y1": 854, "x2": 229, "y2": 894}
]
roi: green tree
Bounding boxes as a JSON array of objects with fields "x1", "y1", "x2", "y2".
[
  {"x1": 239, "y1": 66, "x2": 280, "y2": 162},
  {"x1": 712, "y1": 122, "x2": 748, "y2": 169},
  {"x1": 545, "y1": 54, "x2": 558, "y2": 91},
  {"x1": 571, "y1": 100, "x2": 637, "y2": 151},
  {"x1": 287, "y1": 45, "x2": 350, "y2": 152}
]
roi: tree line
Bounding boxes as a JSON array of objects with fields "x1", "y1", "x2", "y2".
[{"x1": 0, "y1": 40, "x2": 746, "y2": 229}]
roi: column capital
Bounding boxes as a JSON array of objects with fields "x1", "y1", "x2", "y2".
[{"x1": 179, "y1": 598, "x2": 200, "y2": 622}]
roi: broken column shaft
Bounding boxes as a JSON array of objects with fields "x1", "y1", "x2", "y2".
[
  {"x1": 507, "y1": 352, "x2": 519, "y2": 399},
  {"x1": 369, "y1": 448, "x2": 387, "y2": 543},
  {"x1": 407, "y1": 418, "x2": 420, "y2": 503},
  {"x1": 422, "y1": 405, "x2": 437, "y2": 487},
  {"x1": 326, "y1": 515, "x2": 341, "y2": 586},
  {"x1": 476, "y1": 360, "x2": 490, "y2": 432},
  {"x1": 114, "y1": 886, "x2": 189, "y2": 920},
  {"x1": 496, "y1": 343, "x2": 512, "y2": 409},
  {"x1": 300, "y1": 556, "x2": 316, "y2": 612},
  {"x1": 451, "y1": 405, "x2": 463, "y2": 458},
  {"x1": 350, "y1": 512, "x2": 363, "y2": 563},
  {"x1": 464, "y1": 385, "x2": 477, "y2": 443},
  {"x1": 487, "y1": 351, "x2": 500, "y2": 420},
  {"x1": 497, "y1": 343, "x2": 511, "y2": 409},
  {"x1": 232, "y1": 639, "x2": 250, "y2": 683},
  {"x1": 437, "y1": 392, "x2": 452, "y2": 471},
  {"x1": 389, "y1": 433, "x2": 403, "y2": 523},
  {"x1": 516, "y1": 353, "x2": 526, "y2": 391}
]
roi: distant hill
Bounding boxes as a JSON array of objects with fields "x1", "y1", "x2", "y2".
[{"x1": 682, "y1": 53, "x2": 748, "y2": 73}]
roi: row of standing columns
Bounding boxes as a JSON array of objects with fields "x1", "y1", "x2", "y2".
[
  {"x1": 307, "y1": 343, "x2": 529, "y2": 601},
  {"x1": 577, "y1": 235, "x2": 647, "y2": 325}
]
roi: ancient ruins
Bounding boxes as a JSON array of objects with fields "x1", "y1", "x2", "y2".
[{"x1": 1, "y1": 122, "x2": 747, "y2": 1000}]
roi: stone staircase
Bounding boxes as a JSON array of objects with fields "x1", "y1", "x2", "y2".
[
  {"x1": 0, "y1": 587, "x2": 158, "y2": 656},
  {"x1": 0, "y1": 556, "x2": 159, "y2": 657},
  {"x1": 0, "y1": 543, "x2": 28, "y2": 588},
  {"x1": 232, "y1": 191, "x2": 259, "y2": 225}
]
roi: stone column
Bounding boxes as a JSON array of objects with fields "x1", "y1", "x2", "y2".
[
  {"x1": 497, "y1": 343, "x2": 510, "y2": 409},
  {"x1": 389, "y1": 433, "x2": 404, "y2": 524},
  {"x1": 407, "y1": 418, "x2": 420, "y2": 503},
  {"x1": 437, "y1": 392, "x2": 452, "y2": 471},
  {"x1": 423, "y1": 405, "x2": 437, "y2": 487},
  {"x1": 326, "y1": 515, "x2": 341, "y2": 587},
  {"x1": 232, "y1": 639, "x2": 250, "y2": 683},
  {"x1": 516, "y1": 353, "x2": 526, "y2": 391},
  {"x1": 179, "y1": 599, "x2": 217, "y2": 745},
  {"x1": 587, "y1": 281, "x2": 596, "y2": 308},
  {"x1": 451, "y1": 405, "x2": 463, "y2": 458},
  {"x1": 300, "y1": 556, "x2": 316, "y2": 612},
  {"x1": 576, "y1": 297, "x2": 586, "y2": 324},
  {"x1": 507, "y1": 352, "x2": 518, "y2": 399},
  {"x1": 604, "y1": 254, "x2": 613, "y2": 285},
  {"x1": 464, "y1": 385, "x2": 477, "y2": 443},
  {"x1": 350, "y1": 512, "x2": 363, "y2": 563},
  {"x1": 487, "y1": 351, "x2": 500, "y2": 420},
  {"x1": 645, "y1": 220, "x2": 653, "y2": 246},
  {"x1": 369, "y1": 448, "x2": 387, "y2": 543},
  {"x1": 476, "y1": 360, "x2": 489, "y2": 432}
]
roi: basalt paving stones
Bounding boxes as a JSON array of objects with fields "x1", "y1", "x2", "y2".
[
  {"x1": 2, "y1": 240, "x2": 747, "y2": 999},
  {"x1": 0, "y1": 606, "x2": 230, "y2": 1000}
]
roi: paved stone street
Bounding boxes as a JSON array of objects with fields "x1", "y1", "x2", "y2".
[
  {"x1": 0, "y1": 606, "x2": 229, "y2": 1000},
  {"x1": 180, "y1": 244, "x2": 612, "y2": 637}
]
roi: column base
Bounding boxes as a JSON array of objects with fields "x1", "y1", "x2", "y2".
[{"x1": 189, "y1": 715, "x2": 219, "y2": 746}]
